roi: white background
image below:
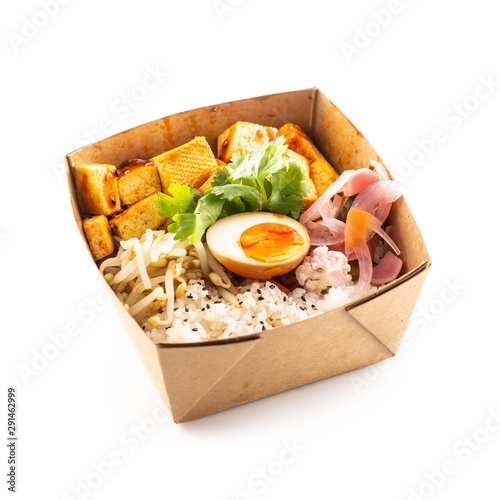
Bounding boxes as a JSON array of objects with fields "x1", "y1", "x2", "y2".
[{"x1": 2, "y1": 1, "x2": 499, "y2": 499}]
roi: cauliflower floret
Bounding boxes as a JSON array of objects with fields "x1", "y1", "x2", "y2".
[{"x1": 295, "y1": 246, "x2": 351, "y2": 293}]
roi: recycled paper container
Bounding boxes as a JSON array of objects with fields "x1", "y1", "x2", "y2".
[{"x1": 66, "y1": 88, "x2": 431, "y2": 423}]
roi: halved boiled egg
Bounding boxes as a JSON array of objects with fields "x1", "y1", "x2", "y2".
[{"x1": 206, "y1": 212, "x2": 310, "y2": 279}]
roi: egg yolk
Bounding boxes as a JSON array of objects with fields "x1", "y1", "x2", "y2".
[{"x1": 240, "y1": 223, "x2": 305, "y2": 263}]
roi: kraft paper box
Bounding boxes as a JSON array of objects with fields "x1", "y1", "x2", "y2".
[{"x1": 66, "y1": 88, "x2": 431, "y2": 423}]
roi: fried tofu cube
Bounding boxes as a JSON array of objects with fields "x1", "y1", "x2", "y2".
[
  {"x1": 109, "y1": 194, "x2": 167, "y2": 240},
  {"x1": 217, "y1": 122, "x2": 278, "y2": 162},
  {"x1": 117, "y1": 163, "x2": 161, "y2": 206},
  {"x1": 83, "y1": 216, "x2": 115, "y2": 261},
  {"x1": 199, "y1": 171, "x2": 217, "y2": 193},
  {"x1": 302, "y1": 179, "x2": 318, "y2": 210},
  {"x1": 74, "y1": 164, "x2": 120, "y2": 216},
  {"x1": 277, "y1": 124, "x2": 324, "y2": 165},
  {"x1": 309, "y1": 158, "x2": 340, "y2": 196},
  {"x1": 150, "y1": 136, "x2": 218, "y2": 192}
]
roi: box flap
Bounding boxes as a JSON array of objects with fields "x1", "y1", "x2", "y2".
[
  {"x1": 157, "y1": 336, "x2": 261, "y2": 423},
  {"x1": 173, "y1": 307, "x2": 396, "y2": 422},
  {"x1": 345, "y1": 262, "x2": 430, "y2": 355}
]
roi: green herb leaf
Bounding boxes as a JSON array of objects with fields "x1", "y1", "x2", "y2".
[
  {"x1": 168, "y1": 193, "x2": 225, "y2": 244},
  {"x1": 229, "y1": 136, "x2": 289, "y2": 185},
  {"x1": 211, "y1": 166, "x2": 232, "y2": 187},
  {"x1": 210, "y1": 184, "x2": 264, "y2": 212},
  {"x1": 266, "y1": 161, "x2": 310, "y2": 214},
  {"x1": 154, "y1": 184, "x2": 197, "y2": 218}
]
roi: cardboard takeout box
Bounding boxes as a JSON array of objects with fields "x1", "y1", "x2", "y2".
[{"x1": 66, "y1": 88, "x2": 431, "y2": 423}]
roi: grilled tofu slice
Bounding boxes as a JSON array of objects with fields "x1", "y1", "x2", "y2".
[
  {"x1": 278, "y1": 124, "x2": 340, "y2": 196},
  {"x1": 74, "y1": 164, "x2": 120, "y2": 216},
  {"x1": 109, "y1": 193, "x2": 167, "y2": 240},
  {"x1": 83, "y1": 215, "x2": 115, "y2": 261},
  {"x1": 309, "y1": 158, "x2": 339, "y2": 196},
  {"x1": 150, "y1": 136, "x2": 218, "y2": 193},
  {"x1": 276, "y1": 124, "x2": 325, "y2": 164},
  {"x1": 217, "y1": 121, "x2": 277, "y2": 162},
  {"x1": 117, "y1": 163, "x2": 161, "y2": 206}
]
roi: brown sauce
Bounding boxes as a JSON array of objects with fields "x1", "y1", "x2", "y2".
[
  {"x1": 103, "y1": 166, "x2": 118, "y2": 207},
  {"x1": 117, "y1": 158, "x2": 151, "y2": 179}
]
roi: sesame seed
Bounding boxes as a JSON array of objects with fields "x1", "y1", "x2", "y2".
[
  {"x1": 270, "y1": 284, "x2": 275, "y2": 289},
  {"x1": 192, "y1": 328, "x2": 198, "y2": 331},
  {"x1": 174, "y1": 307, "x2": 179, "y2": 311},
  {"x1": 301, "y1": 296, "x2": 306, "y2": 302},
  {"x1": 262, "y1": 325, "x2": 266, "y2": 331},
  {"x1": 185, "y1": 307, "x2": 189, "y2": 312},
  {"x1": 283, "y1": 296, "x2": 287, "y2": 302},
  {"x1": 206, "y1": 304, "x2": 210, "y2": 309},
  {"x1": 260, "y1": 321, "x2": 264, "y2": 324},
  {"x1": 258, "y1": 297, "x2": 264, "y2": 301},
  {"x1": 201, "y1": 308, "x2": 205, "y2": 312},
  {"x1": 257, "y1": 289, "x2": 262, "y2": 295},
  {"x1": 183, "y1": 319, "x2": 188, "y2": 322},
  {"x1": 206, "y1": 294, "x2": 212, "y2": 300}
]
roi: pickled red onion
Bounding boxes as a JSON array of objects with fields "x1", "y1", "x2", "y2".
[
  {"x1": 300, "y1": 170, "x2": 355, "y2": 226},
  {"x1": 319, "y1": 195, "x2": 344, "y2": 220},
  {"x1": 371, "y1": 251, "x2": 403, "y2": 285},
  {"x1": 374, "y1": 226, "x2": 400, "y2": 255},
  {"x1": 342, "y1": 168, "x2": 379, "y2": 197},
  {"x1": 369, "y1": 160, "x2": 390, "y2": 181},
  {"x1": 310, "y1": 220, "x2": 346, "y2": 245},
  {"x1": 350, "y1": 242, "x2": 372, "y2": 300},
  {"x1": 352, "y1": 180, "x2": 406, "y2": 216}
]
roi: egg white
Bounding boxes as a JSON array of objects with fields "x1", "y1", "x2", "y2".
[{"x1": 206, "y1": 212, "x2": 310, "y2": 279}]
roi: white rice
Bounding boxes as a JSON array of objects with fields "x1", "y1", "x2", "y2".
[
  {"x1": 146, "y1": 279, "x2": 358, "y2": 343},
  {"x1": 100, "y1": 229, "x2": 374, "y2": 344}
]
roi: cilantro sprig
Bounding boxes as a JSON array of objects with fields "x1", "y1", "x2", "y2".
[{"x1": 154, "y1": 136, "x2": 311, "y2": 244}]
